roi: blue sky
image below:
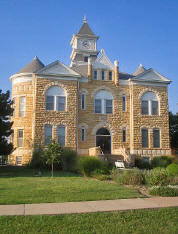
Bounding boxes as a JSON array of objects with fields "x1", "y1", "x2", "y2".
[{"x1": 0, "y1": 0, "x2": 178, "y2": 113}]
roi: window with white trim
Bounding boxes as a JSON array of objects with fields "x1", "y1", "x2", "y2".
[
  {"x1": 46, "y1": 86, "x2": 66, "y2": 111},
  {"x1": 17, "y1": 129, "x2": 24, "y2": 147},
  {"x1": 141, "y1": 92, "x2": 158, "y2": 115},
  {"x1": 123, "y1": 128, "x2": 126, "y2": 142},
  {"x1": 16, "y1": 156, "x2": 22, "y2": 165},
  {"x1": 19, "y1": 96, "x2": 26, "y2": 117},
  {"x1": 94, "y1": 90, "x2": 113, "y2": 114},
  {"x1": 109, "y1": 71, "x2": 112, "y2": 80},
  {"x1": 101, "y1": 70, "x2": 105, "y2": 80},
  {"x1": 142, "y1": 128, "x2": 149, "y2": 148},
  {"x1": 153, "y1": 128, "x2": 160, "y2": 148},
  {"x1": 81, "y1": 128, "x2": 86, "y2": 141},
  {"x1": 81, "y1": 93, "x2": 86, "y2": 110},
  {"x1": 122, "y1": 96, "x2": 126, "y2": 111},
  {"x1": 44, "y1": 124, "x2": 52, "y2": 145},
  {"x1": 57, "y1": 126, "x2": 65, "y2": 147},
  {"x1": 94, "y1": 70, "x2": 97, "y2": 80}
]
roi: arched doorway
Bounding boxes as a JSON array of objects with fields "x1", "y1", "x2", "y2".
[{"x1": 96, "y1": 128, "x2": 111, "y2": 154}]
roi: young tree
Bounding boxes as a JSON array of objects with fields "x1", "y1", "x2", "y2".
[
  {"x1": 44, "y1": 140, "x2": 63, "y2": 177},
  {"x1": 0, "y1": 90, "x2": 13, "y2": 155},
  {"x1": 169, "y1": 112, "x2": 178, "y2": 149}
]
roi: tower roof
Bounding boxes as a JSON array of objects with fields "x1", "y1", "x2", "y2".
[
  {"x1": 133, "y1": 64, "x2": 147, "y2": 76},
  {"x1": 17, "y1": 56, "x2": 45, "y2": 74},
  {"x1": 78, "y1": 16, "x2": 95, "y2": 36}
]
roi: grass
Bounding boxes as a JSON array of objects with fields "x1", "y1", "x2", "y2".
[
  {"x1": 0, "y1": 208, "x2": 177, "y2": 233},
  {"x1": 0, "y1": 167, "x2": 141, "y2": 204}
]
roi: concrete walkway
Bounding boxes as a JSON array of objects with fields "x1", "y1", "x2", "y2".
[{"x1": 0, "y1": 197, "x2": 178, "y2": 216}]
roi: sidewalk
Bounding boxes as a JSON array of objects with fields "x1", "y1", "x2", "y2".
[{"x1": 0, "y1": 197, "x2": 178, "y2": 216}]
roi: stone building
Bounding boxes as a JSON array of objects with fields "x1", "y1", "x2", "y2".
[{"x1": 9, "y1": 18, "x2": 171, "y2": 165}]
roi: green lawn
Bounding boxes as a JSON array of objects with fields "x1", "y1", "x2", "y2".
[
  {"x1": 0, "y1": 208, "x2": 177, "y2": 233},
  {"x1": 0, "y1": 167, "x2": 141, "y2": 204}
]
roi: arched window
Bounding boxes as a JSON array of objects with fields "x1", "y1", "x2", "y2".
[
  {"x1": 46, "y1": 86, "x2": 66, "y2": 111},
  {"x1": 44, "y1": 124, "x2": 52, "y2": 145},
  {"x1": 141, "y1": 128, "x2": 149, "y2": 148},
  {"x1": 141, "y1": 92, "x2": 158, "y2": 115},
  {"x1": 94, "y1": 90, "x2": 113, "y2": 114},
  {"x1": 57, "y1": 125, "x2": 65, "y2": 147}
]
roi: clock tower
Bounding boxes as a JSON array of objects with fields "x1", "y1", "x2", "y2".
[{"x1": 70, "y1": 16, "x2": 99, "y2": 67}]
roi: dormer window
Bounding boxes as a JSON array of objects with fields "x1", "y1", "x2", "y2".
[
  {"x1": 101, "y1": 70, "x2": 105, "y2": 80},
  {"x1": 84, "y1": 57, "x2": 88, "y2": 62},
  {"x1": 109, "y1": 71, "x2": 112, "y2": 80}
]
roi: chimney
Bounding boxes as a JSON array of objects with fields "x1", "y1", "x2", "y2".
[
  {"x1": 114, "y1": 60, "x2": 119, "y2": 86},
  {"x1": 88, "y1": 57, "x2": 92, "y2": 82}
]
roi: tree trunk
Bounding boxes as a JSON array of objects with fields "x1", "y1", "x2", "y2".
[{"x1": 51, "y1": 161, "x2": 53, "y2": 177}]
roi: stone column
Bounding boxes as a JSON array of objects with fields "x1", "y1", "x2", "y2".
[{"x1": 114, "y1": 60, "x2": 119, "y2": 86}]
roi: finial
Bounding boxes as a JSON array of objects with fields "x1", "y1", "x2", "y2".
[
  {"x1": 83, "y1": 15, "x2": 87, "y2": 23},
  {"x1": 34, "y1": 56, "x2": 38, "y2": 60},
  {"x1": 139, "y1": 64, "x2": 143, "y2": 67}
]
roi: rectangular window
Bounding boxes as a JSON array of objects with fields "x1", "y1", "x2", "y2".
[
  {"x1": 141, "y1": 101, "x2": 148, "y2": 115},
  {"x1": 18, "y1": 129, "x2": 24, "y2": 147},
  {"x1": 94, "y1": 70, "x2": 97, "y2": 80},
  {"x1": 58, "y1": 126, "x2": 65, "y2": 147},
  {"x1": 12, "y1": 97, "x2": 16, "y2": 117},
  {"x1": 101, "y1": 70, "x2": 105, "y2": 80},
  {"x1": 19, "y1": 96, "x2": 26, "y2": 117},
  {"x1": 81, "y1": 128, "x2": 85, "y2": 141},
  {"x1": 122, "y1": 96, "x2": 126, "y2": 111},
  {"x1": 105, "y1": 99, "x2": 113, "y2": 114},
  {"x1": 46, "y1": 96, "x2": 54, "y2": 110},
  {"x1": 123, "y1": 128, "x2": 126, "y2": 142},
  {"x1": 95, "y1": 99, "x2": 102, "y2": 113},
  {"x1": 109, "y1": 71, "x2": 112, "y2": 80},
  {"x1": 153, "y1": 129, "x2": 160, "y2": 148},
  {"x1": 84, "y1": 56, "x2": 88, "y2": 62},
  {"x1": 152, "y1": 101, "x2": 158, "y2": 115},
  {"x1": 142, "y1": 129, "x2": 148, "y2": 148},
  {"x1": 44, "y1": 125, "x2": 52, "y2": 145},
  {"x1": 16, "y1": 156, "x2": 22, "y2": 166},
  {"x1": 57, "y1": 96, "x2": 66, "y2": 111},
  {"x1": 81, "y1": 93, "x2": 85, "y2": 110}
]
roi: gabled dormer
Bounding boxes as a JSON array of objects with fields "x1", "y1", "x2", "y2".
[{"x1": 70, "y1": 16, "x2": 99, "y2": 67}]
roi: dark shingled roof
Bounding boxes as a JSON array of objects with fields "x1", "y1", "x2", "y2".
[
  {"x1": 133, "y1": 64, "x2": 147, "y2": 76},
  {"x1": 78, "y1": 22, "x2": 95, "y2": 36},
  {"x1": 17, "y1": 56, "x2": 45, "y2": 74}
]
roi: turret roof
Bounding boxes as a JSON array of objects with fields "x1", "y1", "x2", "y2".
[
  {"x1": 78, "y1": 16, "x2": 95, "y2": 36},
  {"x1": 16, "y1": 56, "x2": 45, "y2": 74}
]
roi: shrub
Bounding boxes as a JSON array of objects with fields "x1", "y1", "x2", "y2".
[
  {"x1": 166, "y1": 163, "x2": 178, "y2": 176},
  {"x1": 78, "y1": 156, "x2": 105, "y2": 176},
  {"x1": 144, "y1": 168, "x2": 170, "y2": 186},
  {"x1": 151, "y1": 156, "x2": 174, "y2": 168},
  {"x1": 115, "y1": 168, "x2": 144, "y2": 185},
  {"x1": 149, "y1": 185, "x2": 178, "y2": 197},
  {"x1": 29, "y1": 145, "x2": 46, "y2": 169},
  {"x1": 135, "y1": 157, "x2": 151, "y2": 169},
  {"x1": 60, "y1": 148, "x2": 78, "y2": 172}
]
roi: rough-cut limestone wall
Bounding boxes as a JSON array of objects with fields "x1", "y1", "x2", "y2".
[
  {"x1": 33, "y1": 77, "x2": 78, "y2": 151},
  {"x1": 78, "y1": 79, "x2": 130, "y2": 155},
  {"x1": 131, "y1": 83, "x2": 170, "y2": 157},
  {"x1": 9, "y1": 81, "x2": 34, "y2": 165}
]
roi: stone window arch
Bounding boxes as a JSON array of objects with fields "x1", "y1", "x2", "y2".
[
  {"x1": 141, "y1": 91, "x2": 159, "y2": 115},
  {"x1": 45, "y1": 86, "x2": 66, "y2": 111},
  {"x1": 94, "y1": 90, "x2": 113, "y2": 114}
]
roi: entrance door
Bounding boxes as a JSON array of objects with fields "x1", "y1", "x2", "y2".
[{"x1": 96, "y1": 128, "x2": 111, "y2": 154}]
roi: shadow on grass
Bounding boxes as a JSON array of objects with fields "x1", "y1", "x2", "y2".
[{"x1": 0, "y1": 166, "x2": 80, "y2": 178}]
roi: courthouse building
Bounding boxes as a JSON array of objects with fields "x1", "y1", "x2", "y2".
[{"x1": 9, "y1": 18, "x2": 171, "y2": 165}]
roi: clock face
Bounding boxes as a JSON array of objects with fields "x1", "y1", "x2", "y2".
[{"x1": 82, "y1": 40, "x2": 90, "y2": 48}]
